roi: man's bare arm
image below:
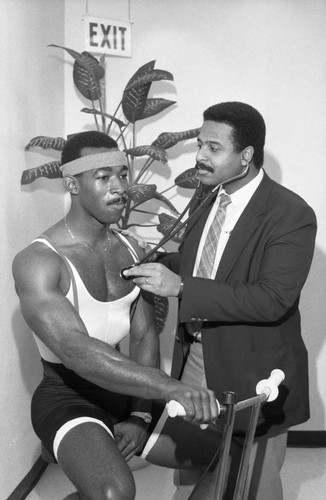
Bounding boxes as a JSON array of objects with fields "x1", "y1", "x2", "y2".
[
  {"x1": 12, "y1": 246, "x2": 218, "y2": 424},
  {"x1": 128, "y1": 292, "x2": 159, "y2": 413}
]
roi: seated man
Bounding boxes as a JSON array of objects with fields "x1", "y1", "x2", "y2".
[{"x1": 13, "y1": 131, "x2": 220, "y2": 500}]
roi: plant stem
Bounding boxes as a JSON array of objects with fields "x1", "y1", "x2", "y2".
[
  {"x1": 133, "y1": 208, "x2": 159, "y2": 216},
  {"x1": 159, "y1": 184, "x2": 176, "y2": 196},
  {"x1": 107, "y1": 101, "x2": 122, "y2": 135},
  {"x1": 97, "y1": 96, "x2": 106, "y2": 132},
  {"x1": 127, "y1": 223, "x2": 158, "y2": 229},
  {"x1": 134, "y1": 157, "x2": 154, "y2": 184},
  {"x1": 91, "y1": 100, "x2": 100, "y2": 131}
]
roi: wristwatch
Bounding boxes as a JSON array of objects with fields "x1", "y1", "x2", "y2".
[{"x1": 130, "y1": 411, "x2": 152, "y2": 424}]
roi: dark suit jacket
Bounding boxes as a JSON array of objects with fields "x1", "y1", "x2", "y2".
[{"x1": 159, "y1": 172, "x2": 317, "y2": 436}]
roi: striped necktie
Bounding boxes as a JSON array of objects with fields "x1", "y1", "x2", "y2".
[{"x1": 196, "y1": 192, "x2": 232, "y2": 278}]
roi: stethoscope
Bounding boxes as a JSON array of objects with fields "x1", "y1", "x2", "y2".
[{"x1": 120, "y1": 162, "x2": 250, "y2": 280}]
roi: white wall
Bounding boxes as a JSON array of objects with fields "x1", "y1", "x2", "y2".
[
  {"x1": 64, "y1": 0, "x2": 326, "y2": 431},
  {"x1": 2, "y1": 0, "x2": 326, "y2": 494},
  {"x1": 0, "y1": 0, "x2": 65, "y2": 495}
]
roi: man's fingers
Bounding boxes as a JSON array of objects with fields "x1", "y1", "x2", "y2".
[
  {"x1": 208, "y1": 389, "x2": 219, "y2": 421},
  {"x1": 168, "y1": 386, "x2": 219, "y2": 426},
  {"x1": 125, "y1": 263, "x2": 160, "y2": 278},
  {"x1": 116, "y1": 435, "x2": 136, "y2": 456}
]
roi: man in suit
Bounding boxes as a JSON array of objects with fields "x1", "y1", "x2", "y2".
[{"x1": 124, "y1": 102, "x2": 317, "y2": 499}]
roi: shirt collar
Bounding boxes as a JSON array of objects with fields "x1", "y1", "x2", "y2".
[{"x1": 218, "y1": 168, "x2": 264, "y2": 207}]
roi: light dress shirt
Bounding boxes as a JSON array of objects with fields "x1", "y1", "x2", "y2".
[{"x1": 193, "y1": 168, "x2": 264, "y2": 278}]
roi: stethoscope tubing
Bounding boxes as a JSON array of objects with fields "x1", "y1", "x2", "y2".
[{"x1": 120, "y1": 163, "x2": 250, "y2": 280}]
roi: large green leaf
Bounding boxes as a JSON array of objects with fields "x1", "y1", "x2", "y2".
[
  {"x1": 49, "y1": 45, "x2": 105, "y2": 79},
  {"x1": 121, "y1": 60, "x2": 156, "y2": 123},
  {"x1": 175, "y1": 167, "x2": 198, "y2": 188},
  {"x1": 151, "y1": 128, "x2": 200, "y2": 149},
  {"x1": 124, "y1": 69, "x2": 173, "y2": 91},
  {"x1": 141, "y1": 98, "x2": 176, "y2": 120},
  {"x1": 81, "y1": 108, "x2": 126, "y2": 129},
  {"x1": 21, "y1": 161, "x2": 62, "y2": 185},
  {"x1": 128, "y1": 184, "x2": 157, "y2": 204},
  {"x1": 125, "y1": 145, "x2": 168, "y2": 163},
  {"x1": 124, "y1": 60, "x2": 157, "y2": 89},
  {"x1": 157, "y1": 213, "x2": 186, "y2": 243},
  {"x1": 73, "y1": 51, "x2": 104, "y2": 101},
  {"x1": 49, "y1": 46, "x2": 104, "y2": 101},
  {"x1": 25, "y1": 136, "x2": 66, "y2": 151}
]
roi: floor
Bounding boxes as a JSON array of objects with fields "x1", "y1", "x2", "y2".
[{"x1": 26, "y1": 447, "x2": 326, "y2": 500}]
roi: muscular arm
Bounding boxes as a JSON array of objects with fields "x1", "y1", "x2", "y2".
[
  {"x1": 128, "y1": 291, "x2": 160, "y2": 413},
  {"x1": 12, "y1": 245, "x2": 218, "y2": 423},
  {"x1": 13, "y1": 247, "x2": 165, "y2": 397},
  {"x1": 129, "y1": 292, "x2": 160, "y2": 370},
  {"x1": 115, "y1": 291, "x2": 159, "y2": 458}
]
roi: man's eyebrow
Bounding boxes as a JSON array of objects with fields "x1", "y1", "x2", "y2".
[
  {"x1": 93, "y1": 166, "x2": 113, "y2": 174},
  {"x1": 93, "y1": 165, "x2": 128, "y2": 174},
  {"x1": 197, "y1": 137, "x2": 222, "y2": 145}
]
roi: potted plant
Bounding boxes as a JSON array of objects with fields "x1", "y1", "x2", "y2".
[{"x1": 23, "y1": 46, "x2": 200, "y2": 331}]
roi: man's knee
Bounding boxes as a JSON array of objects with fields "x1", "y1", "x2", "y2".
[
  {"x1": 101, "y1": 480, "x2": 136, "y2": 500},
  {"x1": 80, "y1": 476, "x2": 136, "y2": 500}
]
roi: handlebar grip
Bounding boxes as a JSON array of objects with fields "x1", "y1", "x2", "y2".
[
  {"x1": 166, "y1": 399, "x2": 221, "y2": 430},
  {"x1": 255, "y1": 369, "x2": 285, "y2": 402},
  {"x1": 167, "y1": 400, "x2": 187, "y2": 418}
]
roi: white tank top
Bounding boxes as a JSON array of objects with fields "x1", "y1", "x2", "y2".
[{"x1": 32, "y1": 233, "x2": 140, "y2": 363}]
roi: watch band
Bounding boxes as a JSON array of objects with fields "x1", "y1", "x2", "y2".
[{"x1": 130, "y1": 411, "x2": 152, "y2": 424}]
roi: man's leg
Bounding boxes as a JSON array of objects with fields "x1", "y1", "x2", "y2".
[
  {"x1": 144, "y1": 335, "x2": 287, "y2": 500},
  {"x1": 144, "y1": 341, "x2": 220, "y2": 467},
  {"x1": 244, "y1": 430, "x2": 288, "y2": 500},
  {"x1": 143, "y1": 342, "x2": 221, "y2": 499},
  {"x1": 57, "y1": 421, "x2": 135, "y2": 500},
  {"x1": 171, "y1": 341, "x2": 217, "y2": 499},
  {"x1": 180, "y1": 430, "x2": 287, "y2": 500},
  {"x1": 144, "y1": 411, "x2": 220, "y2": 469},
  {"x1": 172, "y1": 469, "x2": 203, "y2": 500}
]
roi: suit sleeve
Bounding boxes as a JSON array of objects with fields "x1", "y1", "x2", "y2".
[
  {"x1": 156, "y1": 251, "x2": 181, "y2": 274},
  {"x1": 179, "y1": 201, "x2": 317, "y2": 324}
]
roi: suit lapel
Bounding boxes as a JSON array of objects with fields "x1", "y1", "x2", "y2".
[
  {"x1": 215, "y1": 173, "x2": 273, "y2": 281},
  {"x1": 180, "y1": 173, "x2": 275, "y2": 279}
]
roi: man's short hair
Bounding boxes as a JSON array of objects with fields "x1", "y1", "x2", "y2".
[
  {"x1": 61, "y1": 131, "x2": 118, "y2": 165},
  {"x1": 203, "y1": 102, "x2": 266, "y2": 168}
]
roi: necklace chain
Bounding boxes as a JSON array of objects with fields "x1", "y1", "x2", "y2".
[{"x1": 64, "y1": 217, "x2": 111, "y2": 252}]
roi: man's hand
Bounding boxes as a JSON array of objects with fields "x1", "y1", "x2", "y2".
[
  {"x1": 166, "y1": 383, "x2": 219, "y2": 426},
  {"x1": 114, "y1": 417, "x2": 149, "y2": 461},
  {"x1": 123, "y1": 263, "x2": 182, "y2": 297}
]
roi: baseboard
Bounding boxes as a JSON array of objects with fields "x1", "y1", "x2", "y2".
[{"x1": 287, "y1": 430, "x2": 326, "y2": 448}]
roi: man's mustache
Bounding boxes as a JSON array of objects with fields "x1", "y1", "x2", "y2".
[
  {"x1": 108, "y1": 194, "x2": 128, "y2": 204},
  {"x1": 195, "y1": 162, "x2": 214, "y2": 173}
]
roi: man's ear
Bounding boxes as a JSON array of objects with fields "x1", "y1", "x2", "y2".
[
  {"x1": 63, "y1": 175, "x2": 79, "y2": 195},
  {"x1": 241, "y1": 146, "x2": 254, "y2": 165}
]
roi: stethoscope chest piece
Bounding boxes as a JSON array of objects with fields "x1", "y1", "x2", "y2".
[{"x1": 120, "y1": 263, "x2": 139, "y2": 281}]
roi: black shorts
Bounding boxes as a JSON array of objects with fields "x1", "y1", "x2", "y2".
[{"x1": 32, "y1": 359, "x2": 132, "y2": 461}]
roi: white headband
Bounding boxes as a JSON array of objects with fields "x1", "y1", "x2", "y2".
[{"x1": 61, "y1": 151, "x2": 127, "y2": 176}]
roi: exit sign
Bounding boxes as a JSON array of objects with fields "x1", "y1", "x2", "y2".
[{"x1": 84, "y1": 16, "x2": 132, "y2": 57}]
